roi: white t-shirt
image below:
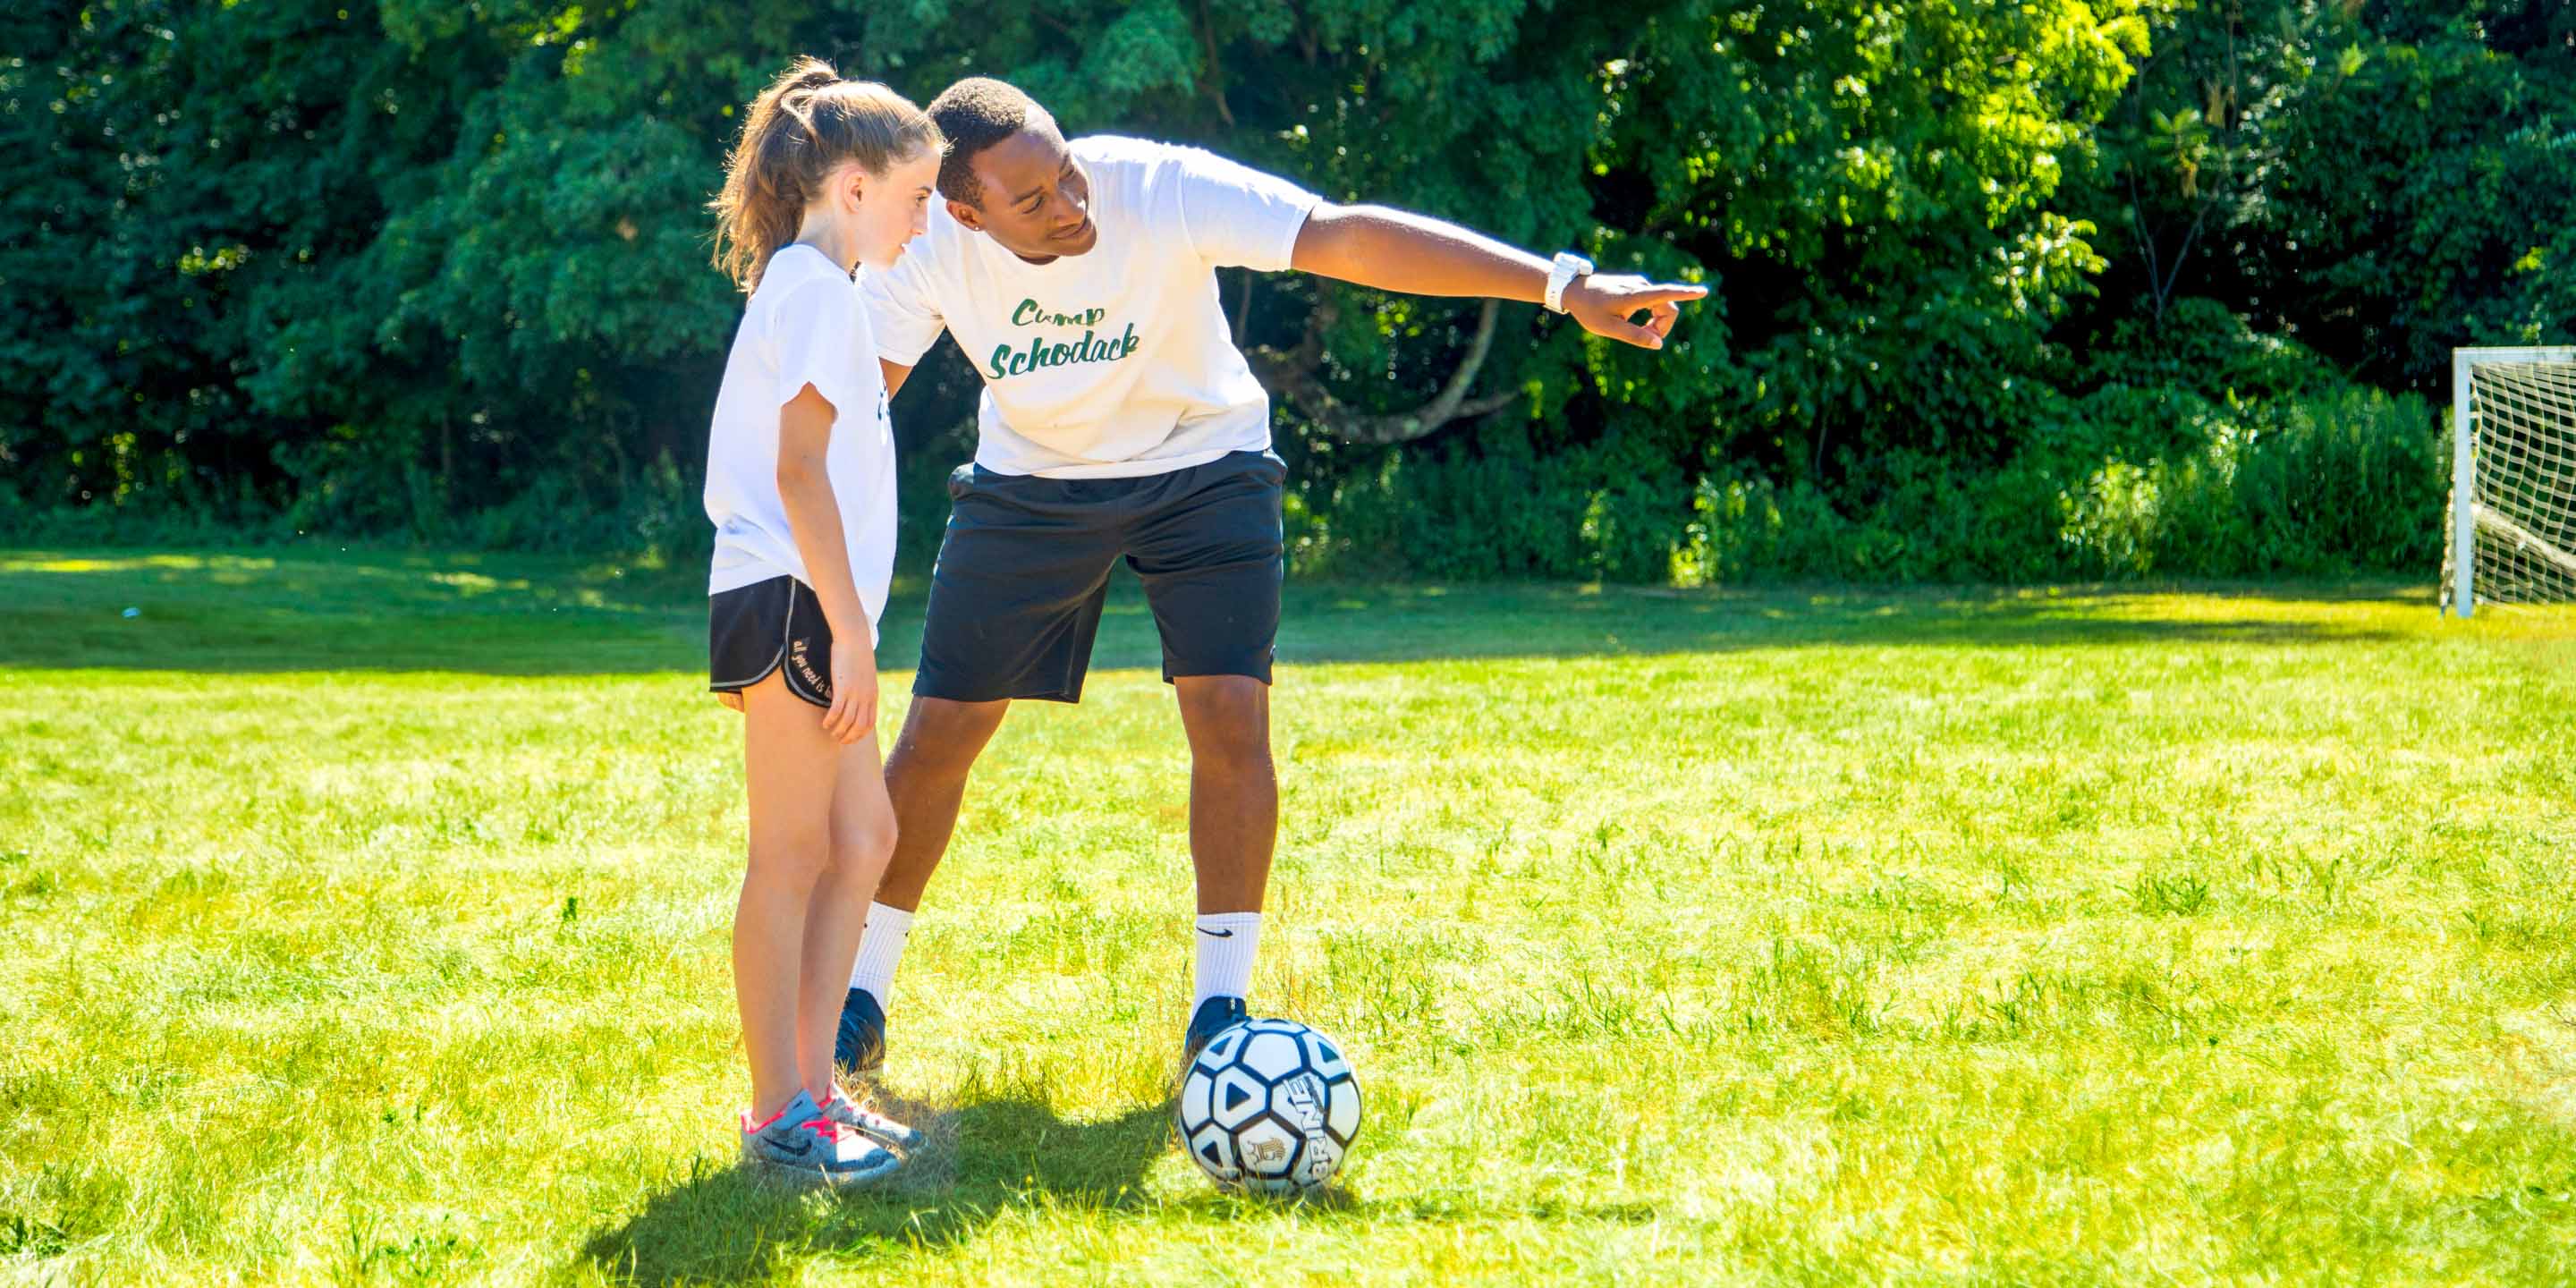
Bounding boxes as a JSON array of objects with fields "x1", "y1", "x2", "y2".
[
  {"x1": 702, "y1": 242, "x2": 898, "y2": 645},
  {"x1": 862, "y1": 135, "x2": 1322, "y2": 479}
]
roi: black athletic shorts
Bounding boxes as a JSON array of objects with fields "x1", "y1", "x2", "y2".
[
  {"x1": 913, "y1": 449, "x2": 1285, "y2": 704},
  {"x1": 708, "y1": 575, "x2": 836, "y2": 709}
]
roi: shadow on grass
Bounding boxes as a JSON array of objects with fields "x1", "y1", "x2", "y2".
[
  {"x1": 0, "y1": 548, "x2": 915, "y2": 676},
  {"x1": 0, "y1": 547, "x2": 2421, "y2": 676},
  {"x1": 578, "y1": 1093, "x2": 1173, "y2": 1286},
  {"x1": 575, "y1": 1089, "x2": 1668, "y2": 1284}
]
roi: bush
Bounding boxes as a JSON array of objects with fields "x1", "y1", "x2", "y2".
[
  {"x1": 1286, "y1": 377, "x2": 2445, "y2": 587},
  {"x1": 1286, "y1": 422, "x2": 1695, "y2": 583}
]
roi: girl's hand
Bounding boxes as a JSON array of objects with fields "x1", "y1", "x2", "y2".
[
  {"x1": 822, "y1": 634, "x2": 879, "y2": 745},
  {"x1": 716, "y1": 691, "x2": 745, "y2": 714}
]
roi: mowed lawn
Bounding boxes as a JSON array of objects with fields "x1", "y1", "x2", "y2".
[{"x1": 4, "y1": 547, "x2": 2575, "y2": 1285}]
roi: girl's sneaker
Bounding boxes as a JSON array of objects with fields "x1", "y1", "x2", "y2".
[
  {"x1": 821, "y1": 1084, "x2": 924, "y2": 1151},
  {"x1": 739, "y1": 1089, "x2": 901, "y2": 1189}
]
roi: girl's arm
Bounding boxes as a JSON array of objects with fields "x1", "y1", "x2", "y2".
[{"x1": 775, "y1": 381, "x2": 879, "y2": 743}]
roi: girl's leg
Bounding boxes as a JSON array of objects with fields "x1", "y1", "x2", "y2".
[
  {"x1": 735, "y1": 669, "x2": 843, "y2": 1121},
  {"x1": 799, "y1": 725, "x2": 898, "y2": 1098}
]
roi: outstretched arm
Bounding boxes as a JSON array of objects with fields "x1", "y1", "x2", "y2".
[{"x1": 1286, "y1": 203, "x2": 1706, "y2": 349}]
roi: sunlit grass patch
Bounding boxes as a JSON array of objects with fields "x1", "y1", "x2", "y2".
[{"x1": 3, "y1": 548, "x2": 2572, "y2": 1284}]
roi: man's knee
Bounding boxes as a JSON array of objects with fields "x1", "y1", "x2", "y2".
[{"x1": 1176, "y1": 676, "x2": 1273, "y2": 776}]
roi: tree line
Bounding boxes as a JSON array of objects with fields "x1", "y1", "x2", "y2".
[{"x1": 4, "y1": 0, "x2": 2570, "y2": 581}]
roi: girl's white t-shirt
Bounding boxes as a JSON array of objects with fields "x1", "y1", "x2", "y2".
[
  {"x1": 860, "y1": 135, "x2": 1321, "y2": 479},
  {"x1": 702, "y1": 243, "x2": 897, "y2": 645}
]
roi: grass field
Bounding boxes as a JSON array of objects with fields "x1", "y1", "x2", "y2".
[{"x1": 4, "y1": 547, "x2": 2576, "y2": 1285}]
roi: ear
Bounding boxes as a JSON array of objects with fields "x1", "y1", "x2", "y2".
[
  {"x1": 945, "y1": 198, "x2": 985, "y2": 233},
  {"x1": 818, "y1": 159, "x2": 865, "y2": 215}
]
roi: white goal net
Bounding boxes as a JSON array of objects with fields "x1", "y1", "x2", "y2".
[{"x1": 2445, "y1": 346, "x2": 2576, "y2": 614}]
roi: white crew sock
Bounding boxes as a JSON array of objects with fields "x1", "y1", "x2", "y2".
[
  {"x1": 847, "y1": 902, "x2": 914, "y2": 1006},
  {"x1": 1192, "y1": 912, "x2": 1262, "y2": 1009}
]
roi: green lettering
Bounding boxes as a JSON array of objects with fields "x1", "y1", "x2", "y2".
[
  {"x1": 987, "y1": 320, "x2": 1144, "y2": 379},
  {"x1": 1013, "y1": 298, "x2": 1042, "y2": 326}
]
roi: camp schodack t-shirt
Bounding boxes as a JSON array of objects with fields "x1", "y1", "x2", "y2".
[
  {"x1": 861, "y1": 135, "x2": 1322, "y2": 479},
  {"x1": 702, "y1": 242, "x2": 897, "y2": 644}
]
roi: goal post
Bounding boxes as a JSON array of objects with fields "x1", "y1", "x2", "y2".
[{"x1": 2445, "y1": 346, "x2": 2576, "y2": 616}]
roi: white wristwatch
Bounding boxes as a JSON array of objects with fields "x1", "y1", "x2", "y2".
[{"x1": 1544, "y1": 251, "x2": 1594, "y2": 314}]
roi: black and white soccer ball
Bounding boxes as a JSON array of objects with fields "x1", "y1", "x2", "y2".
[{"x1": 1175, "y1": 1017, "x2": 1362, "y2": 1197}]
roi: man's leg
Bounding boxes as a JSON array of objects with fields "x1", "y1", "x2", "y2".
[
  {"x1": 836, "y1": 460, "x2": 1121, "y2": 1076},
  {"x1": 834, "y1": 695, "x2": 1008, "y2": 1075},
  {"x1": 1173, "y1": 675, "x2": 1275, "y2": 916},
  {"x1": 1123, "y1": 452, "x2": 1289, "y2": 1055},
  {"x1": 877, "y1": 696, "x2": 1013, "y2": 912},
  {"x1": 1172, "y1": 674, "x2": 1275, "y2": 1055}
]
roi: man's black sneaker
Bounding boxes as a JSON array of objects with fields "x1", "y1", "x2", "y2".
[
  {"x1": 835, "y1": 987, "x2": 888, "y2": 1075},
  {"x1": 1182, "y1": 995, "x2": 1249, "y2": 1063}
]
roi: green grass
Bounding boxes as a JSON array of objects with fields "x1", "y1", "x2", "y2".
[{"x1": 4, "y1": 546, "x2": 2575, "y2": 1284}]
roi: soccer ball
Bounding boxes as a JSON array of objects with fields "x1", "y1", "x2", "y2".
[{"x1": 1175, "y1": 1017, "x2": 1362, "y2": 1197}]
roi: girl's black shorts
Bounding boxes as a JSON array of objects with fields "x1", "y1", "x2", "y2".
[{"x1": 708, "y1": 575, "x2": 835, "y2": 709}]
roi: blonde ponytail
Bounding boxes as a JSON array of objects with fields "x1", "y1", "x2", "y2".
[{"x1": 709, "y1": 57, "x2": 945, "y2": 292}]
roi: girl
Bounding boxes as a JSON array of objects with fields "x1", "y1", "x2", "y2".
[{"x1": 702, "y1": 57, "x2": 942, "y2": 1188}]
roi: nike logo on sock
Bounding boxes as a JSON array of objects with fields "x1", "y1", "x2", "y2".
[{"x1": 1198, "y1": 928, "x2": 1236, "y2": 937}]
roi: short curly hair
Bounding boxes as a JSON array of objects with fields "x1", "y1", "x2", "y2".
[{"x1": 925, "y1": 77, "x2": 1046, "y2": 208}]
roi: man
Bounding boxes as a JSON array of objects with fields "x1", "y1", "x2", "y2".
[{"x1": 834, "y1": 77, "x2": 1704, "y2": 1072}]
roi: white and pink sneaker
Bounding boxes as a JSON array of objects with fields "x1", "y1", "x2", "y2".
[
  {"x1": 820, "y1": 1084, "x2": 923, "y2": 1151},
  {"x1": 739, "y1": 1089, "x2": 901, "y2": 1189}
]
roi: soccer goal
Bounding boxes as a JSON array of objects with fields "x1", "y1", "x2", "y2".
[{"x1": 2445, "y1": 346, "x2": 2576, "y2": 615}]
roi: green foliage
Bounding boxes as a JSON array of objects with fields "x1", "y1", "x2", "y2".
[
  {"x1": 2082, "y1": 0, "x2": 2576, "y2": 388},
  {"x1": 3, "y1": 0, "x2": 2564, "y2": 581},
  {"x1": 1291, "y1": 359, "x2": 2445, "y2": 585}
]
